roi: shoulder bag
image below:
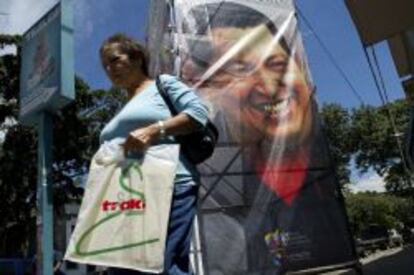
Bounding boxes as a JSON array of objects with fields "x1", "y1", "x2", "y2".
[{"x1": 155, "y1": 76, "x2": 218, "y2": 164}]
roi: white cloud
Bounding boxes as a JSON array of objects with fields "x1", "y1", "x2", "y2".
[
  {"x1": 73, "y1": 0, "x2": 114, "y2": 42},
  {"x1": 73, "y1": 0, "x2": 94, "y2": 40},
  {"x1": 0, "y1": 45, "x2": 16, "y2": 56},
  {"x1": 1, "y1": 0, "x2": 59, "y2": 35},
  {"x1": 350, "y1": 172, "x2": 386, "y2": 193},
  {"x1": 0, "y1": 117, "x2": 18, "y2": 144},
  {"x1": 0, "y1": 0, "x2": 106, "y2": 43},
  {"x1": 0, "y1": 0, "x2": 58, "y2": 55}
]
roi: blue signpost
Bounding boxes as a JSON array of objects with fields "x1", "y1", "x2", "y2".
[
  {"x1": 37, "y1": 113, "x2": 54, "y2": 275},
  {"x1": 19, "y1": 1, "x2": 74, "y2": 274}
]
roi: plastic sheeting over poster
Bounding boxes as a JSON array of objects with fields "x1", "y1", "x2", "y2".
[{"x1": 158, "y1": 0, "x2": 357, "y2": 273}]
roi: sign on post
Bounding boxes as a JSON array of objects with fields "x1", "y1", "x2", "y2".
[
  {"x1": 19, "y1": 1, "x2": 74, "y2": 274},
  {"x1": 20, "y1": 0, "x2": 74, "y2": 125}
]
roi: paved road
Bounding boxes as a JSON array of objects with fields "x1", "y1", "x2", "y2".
[{"x1": 325, "y1": 244, "x2": 414, "y2": 275}]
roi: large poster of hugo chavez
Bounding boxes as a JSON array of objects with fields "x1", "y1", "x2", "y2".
[{"x1": 173, "y1": 0, "x2": 357, "y2": 273}]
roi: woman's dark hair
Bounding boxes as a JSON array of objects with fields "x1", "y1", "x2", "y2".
[{"x1": 100, "y1": 33, "x2": 150, "y2": 76}]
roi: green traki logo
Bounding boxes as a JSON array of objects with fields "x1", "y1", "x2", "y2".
[{"x1": 75, "y1": 162, "x2": 159, "y2": 257}]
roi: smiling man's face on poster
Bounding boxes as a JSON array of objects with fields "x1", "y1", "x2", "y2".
[{"x1": 182, "y1": 22, "x2": 313, "y2": 148}]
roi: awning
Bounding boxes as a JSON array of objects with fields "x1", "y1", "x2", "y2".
[
  {"x1": 388, "y1": 31, "x2": 414, "y2": 78},
  {"x1": 345, "y1": 0, "x2": 414, "y2": 46}
]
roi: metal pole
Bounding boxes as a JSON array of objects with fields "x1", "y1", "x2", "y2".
[
  {"x1": 37, "y1": 112, "x2": 54, "y2": 275},
  {"x1": 190, "y1": 214, "x2": 205, "y2": 275}
]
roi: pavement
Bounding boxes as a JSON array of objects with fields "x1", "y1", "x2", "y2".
[{"x1": 324, "y1": 244, "x2": 414, "y2": 275}]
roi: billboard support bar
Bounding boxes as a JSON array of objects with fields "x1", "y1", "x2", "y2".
[{"x1": 38, "y1": 112, "x2": 54, "y2": 275}]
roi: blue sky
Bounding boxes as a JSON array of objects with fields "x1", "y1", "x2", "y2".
[
  {"x1": 72, "y1": 0, "x2": 150, "y2": 90},
  {"x1": 297, "y1": 0, "x2": 404, "y2": 109},
  {"x1": 73, "y1": 0, "x2": 406, "y2": 110},
  {"x1": 2, "y1": 0, "x2": 403, "y2": 192},
  {"x1": 1, "y1": 0, "x2": 404, "y2": 108}
]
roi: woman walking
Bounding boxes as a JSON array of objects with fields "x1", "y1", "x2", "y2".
[{"x1": 99, "y1": 33, "x2": 209, "y2": 274}]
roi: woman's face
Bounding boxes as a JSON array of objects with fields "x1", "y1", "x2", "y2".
[
  {"x1": 101, "y1": 43, "x2": 142, "y2": 88},
  {"x1": 182, "y1": 25, "x2": 313, "y2": 146}
]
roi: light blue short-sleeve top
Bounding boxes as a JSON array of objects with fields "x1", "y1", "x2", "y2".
[{"x1": 100, "y1": 74, "x2": 209, "y2": 184}]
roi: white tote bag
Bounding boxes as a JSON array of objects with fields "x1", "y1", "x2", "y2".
[{"x1": 65, "y1": 141, "x2": 179, "y2": 273}]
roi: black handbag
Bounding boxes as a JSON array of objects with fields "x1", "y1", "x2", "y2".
[{"x1": 155, "y1": 76, "x2": 218, "y2": 164}]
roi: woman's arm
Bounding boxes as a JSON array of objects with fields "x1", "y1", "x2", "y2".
[
  {"x1": 123, "y1": 112, "x2": 200, "y2": 153},
  {"x1": 124, "y1": 74, "x2": 209, "y2": 154}
]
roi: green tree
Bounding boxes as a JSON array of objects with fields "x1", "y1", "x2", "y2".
[
  {"x1": 345, "y1": 192, "x2": 414, "y2": 235},
  {"x1": 320, "y1": 103, "x2": 355, "y2": 186},
  {"x1": 0, "y1": 75, "x2": 95, "y2": 256},
  {"x1": 351, "y1": 100, "x2": 412, "y2": 196},
  {"x1": 0, "y1": 33, "x2": 126, "y2": 257},
  {"x1": 0, "y1": 34, "x2": 36, "y2": 257}
]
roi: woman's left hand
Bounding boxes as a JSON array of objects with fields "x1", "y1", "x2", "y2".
[{"x1": 124, "y1": 125, "x2": 159, "y2": 154}]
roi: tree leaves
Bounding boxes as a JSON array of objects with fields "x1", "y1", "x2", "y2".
[
  {"x1": 345, "y1": 192, "x2": 414, "y2": 235},
  {"x1": 320, "y1": 103, "x2": 354, "y2": 186},
  {"x1": 352, "y1": 100, "x2": 411, "y2": 192},
  {"x1": 0, "y1": 34, "x2": 126, "y2": 256},
  {"x1": 320, "y1": 100, "x2": 412, "y2": 196}
]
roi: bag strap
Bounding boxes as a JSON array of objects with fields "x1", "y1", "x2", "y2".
[{"x1": 156, "y1": 75, "x2": 178, "y2": 116}]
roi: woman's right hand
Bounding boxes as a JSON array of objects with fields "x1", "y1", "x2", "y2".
[{"x1": 123, "y1": 124, "x2": 160, "y2": 155}]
